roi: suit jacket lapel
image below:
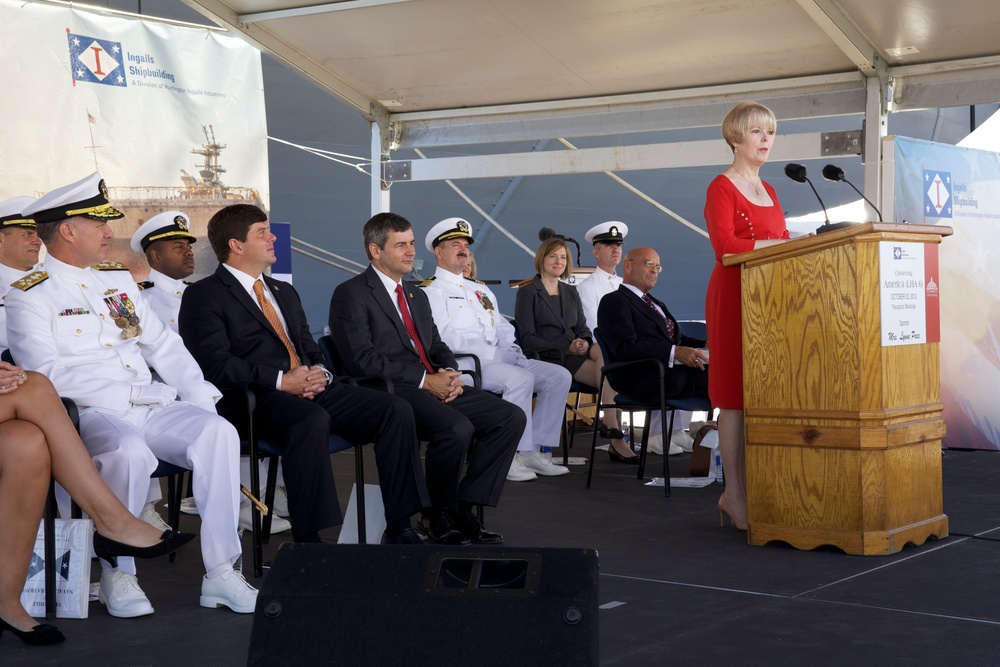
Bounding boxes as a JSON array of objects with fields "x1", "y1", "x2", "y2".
[
  {"x1": 216, "y1": 265, "x2": 275, "y2": 336},
  {"x1": 533, "y1": 276, "x2": 563, "y2": 323},
  {"x1": 621, "y1": 286, "x2": 670, "y2": 338},
  {"x1": 364, "y1": 267, "x2": 415, "y2": 353}
]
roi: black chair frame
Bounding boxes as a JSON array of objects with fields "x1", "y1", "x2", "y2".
[{"x1": 586, "y1": 328, "x2": 712, "y2": 497}]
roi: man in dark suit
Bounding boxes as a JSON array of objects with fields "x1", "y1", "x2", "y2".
[
  {"x1": 329, "y1": 212, "x2": 525, "y2": 546},
  {"x1": 179, "y1": 204, "x2": 430, "y2": 545},
  {"x1": 597, "y1": 247, "x2": 710, "y2": 401}
]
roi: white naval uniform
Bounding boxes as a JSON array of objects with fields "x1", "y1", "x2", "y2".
[
  {"x1": 135, "y1": 268, "x2": 189, "y2": 507},
  {"x1": 0, "y1": 261, "x2": 37, "y2": 356},
  {"x1": 6, "y1": 255, "x2": 242, "y2": 575},
  {"x1": 575, "y1": 266, "x2": 622, "y2": 333},
  {"x1": 138, "y1": 267, "x2": 186, "y2": 333},
  {"x1": 422, "y1": 267, "x2": 571, "y2": 453},
  {"x1": 138, "y1": 268, "x2": 285, "y2": 494}
]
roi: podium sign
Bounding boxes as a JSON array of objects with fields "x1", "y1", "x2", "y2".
[{"x1": 725, "y1": 223, "x2": 951, "y2": 555}]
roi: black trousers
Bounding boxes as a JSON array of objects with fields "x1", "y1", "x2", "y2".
[
  {"x1": 393, "y1": 385, "x2": 526, "y2": 510},
  {"x1": 220, "y1": 381, "x2": 429, "y2": 539}
]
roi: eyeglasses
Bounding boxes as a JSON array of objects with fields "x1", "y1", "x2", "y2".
[{"x1": 628, "y1": 259, "x2": 662, "y2": 273}]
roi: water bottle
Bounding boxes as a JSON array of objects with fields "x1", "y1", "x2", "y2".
[
  {"x1": 713, "y1": 447, "x2": 724, "y2": 484},
  {"x1": 621, "y1": 420, "x2": 630, "y2": 451}
]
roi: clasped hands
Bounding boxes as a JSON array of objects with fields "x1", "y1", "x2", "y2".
[
  {"x1": 423, "y1": 368, "x2": 464, "y2": 403},
  {"x1": 0, "y1": 361, "x2": 28, "y2": 394},
  {"x1": 281, "y1": 365, "x2": 330, "y2": 400},
  {"x1": 566, "y1": 338, "x2": 589, "y2": 356},
  {"x1": 675, "y1": 346, "x2": 709, "y2": 370}
]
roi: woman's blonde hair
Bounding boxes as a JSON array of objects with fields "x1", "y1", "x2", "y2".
[
  {"x1": 534, "y1": 237, "x2": 573, "y2": 280},
  {"x1": 721, "y1": 101, "x2": 777, "y2": 153}
]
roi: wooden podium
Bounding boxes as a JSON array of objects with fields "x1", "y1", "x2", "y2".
[{"x1": 724, "y1": 223, "x2": 951, "y2": 555}]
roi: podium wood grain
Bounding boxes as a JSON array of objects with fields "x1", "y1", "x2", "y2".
[{"x1": 726, "y1": 223, "x2": 951, "y2": 555}]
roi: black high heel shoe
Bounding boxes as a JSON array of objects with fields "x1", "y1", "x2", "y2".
[
  {"x1": 598, "y1": 424, "x2": 626, "y2": 440},
  {"x1": 608, "y1": 448, "x2": 640, "y2": 464},
  {"x1": 0, "y1": 618, "x2": 65, "y2": 646},
  {"x1": 93, "y1": 529, "x2": 196, "y2": 568}
]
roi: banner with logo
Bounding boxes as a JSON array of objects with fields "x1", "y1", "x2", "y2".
[
  {"x1": 0, "y1": 0, "x2": 268, "y2": 280},
  {"x1": 890, "y1": 135, "x2": 1000, "y2": 450}
]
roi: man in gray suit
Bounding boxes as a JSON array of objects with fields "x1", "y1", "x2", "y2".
[{"x1": 329, "y1": 212, "x2": 525, "y2": 546}]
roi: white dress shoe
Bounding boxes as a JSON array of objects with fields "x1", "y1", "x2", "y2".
[
  {"x1": 99, "y1": 570, "x2": 154, "y2": 618},
  {"x1": 272, "y1": 486, "x2": 290, "y2": 518},
  {"x1": 646, "y1": 433, "x2": 683, "y2": 456},
  {"x1": 506, "y1": 455, "x2": 537, "y2": 481},
  {"x1": 179, "y1": 497, "x2": 199, "y2": 515},
  {"x1": 239, "y1": 504, "x2": 292, "y2": 534},
  {"x1": 519, "y1": 451, "x2": 570, "y2": 477},
  {"x1": 671, "y1": 428, "x2": 695, "y2": 453},
  {"x1": 200, "y1": 569, "x2": 259, "y2": 614},
  {"x1": 140, "y1": 502, "x2": 172, "y2": 532}
]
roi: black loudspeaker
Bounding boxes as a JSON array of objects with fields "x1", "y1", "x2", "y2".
[{"x1": 247, "y1": 543, "x2": 599, "y2": 666}]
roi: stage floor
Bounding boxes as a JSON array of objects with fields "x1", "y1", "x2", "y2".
[{"x1": 4, "y1": 440, "x2": 1000, "y2": 666}]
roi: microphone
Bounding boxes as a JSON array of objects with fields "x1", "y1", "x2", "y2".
[
  {"x1": 537, "y1": 228, "x2": 582, "y2": 267},
  {"x1": 784, "y1": 163, "x2": 830, "y2": 226},
  {"x1": 784, "y1": 163, "x2": 855, "y2": 234},
  {"x1": 822, "y1": 164, "x2": 884, "y2": 222}
]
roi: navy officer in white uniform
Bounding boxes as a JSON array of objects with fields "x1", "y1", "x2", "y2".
[
  {"x1": 7, "y1": 173, "x2": 256, "y2": 619},
  {"x1": 420, "y1": 218, "x2": 572, "y2": 482},
  {"x1": 131, "y1": 210, "x2": 197, "y2": 334},
  {"x1": 574, "y1": 221, "x2": 627, "y2": 332},
  {"x1": 0, "y1": 196, "x2": 41, "y2": 356}
]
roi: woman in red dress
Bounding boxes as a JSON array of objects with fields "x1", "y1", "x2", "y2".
[{"x1": 705, "y1": 101, "x2": 791, "y2": 530}]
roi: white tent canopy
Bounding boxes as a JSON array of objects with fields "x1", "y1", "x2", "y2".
[{"x1": 183, "y1": 0, "x2": 1000, "y2": 216}]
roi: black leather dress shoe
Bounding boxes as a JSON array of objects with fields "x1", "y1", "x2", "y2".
[
  {"x1": 384, "y1": 527, "x2": 425, "y2": 545},
  {"x1": 451, "y1": 510, "x2": 504, "y2": 545},
  {"x1": 420, "y1": 512, "x2": 471, "y2": 546}
]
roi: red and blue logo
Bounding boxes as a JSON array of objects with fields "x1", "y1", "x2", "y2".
[
  {"x1": 67, "y1": 31, "x2": 127, "y2": 87},
  {"x1": 922, "y1": 170, "x2": 952, "y2": 218}
]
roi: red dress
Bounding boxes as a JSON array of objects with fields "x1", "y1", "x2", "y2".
[{"x1": 704, "y1": 175, "x2": 789, "y2": 409}]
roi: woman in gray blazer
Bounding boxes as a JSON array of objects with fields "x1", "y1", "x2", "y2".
[{"x1": 515, "y1": 238, "x2": 635, "y2": 463}]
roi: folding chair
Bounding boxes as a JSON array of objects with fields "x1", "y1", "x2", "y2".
[{"x1": 586, "y1": 328, "x2": 711, "y2": 497}]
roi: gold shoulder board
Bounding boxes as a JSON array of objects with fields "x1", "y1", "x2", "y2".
[
  {"x1": 11, "y1": 271, "x2": 49, "y2": 291},
  {"x1": 93, "y1": 261, "x2": 129, "y2": 271}
]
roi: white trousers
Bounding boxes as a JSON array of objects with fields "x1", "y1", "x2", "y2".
[
  {"x1": 78, "y1": 402, "x2": 242, "y2": 575},
  {"x1": 481, "y1": 359, "x2": 572, "y2": 453}
]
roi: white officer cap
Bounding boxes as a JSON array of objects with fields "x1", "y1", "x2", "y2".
[
  {"x1": 22, "y1": 172, "x2": 124, "y2": 225},
  {"x1": 425, "y1": 217, "x2": 475, "y2": 252},
  {"x1": 584, "y1": 221, "x2": 628, "y2": 245},
  {"x1": 0, "y1": 196, "x2": 37, "y2": 229},
  {"x1": 130, "y1": 210, "x2": 197, "y2": 254}
]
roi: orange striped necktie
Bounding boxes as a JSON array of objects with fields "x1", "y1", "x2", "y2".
[{"x1": 253, "y1": 279, "x2": 301, "y2": 369}]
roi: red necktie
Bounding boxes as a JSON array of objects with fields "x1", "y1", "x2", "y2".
[
  {"x1": 642, "y1": 293, "x2": 676, "y2": 344},
  {"x1": 395, "y1": 284, "x2": 435, "y2": 373}
]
